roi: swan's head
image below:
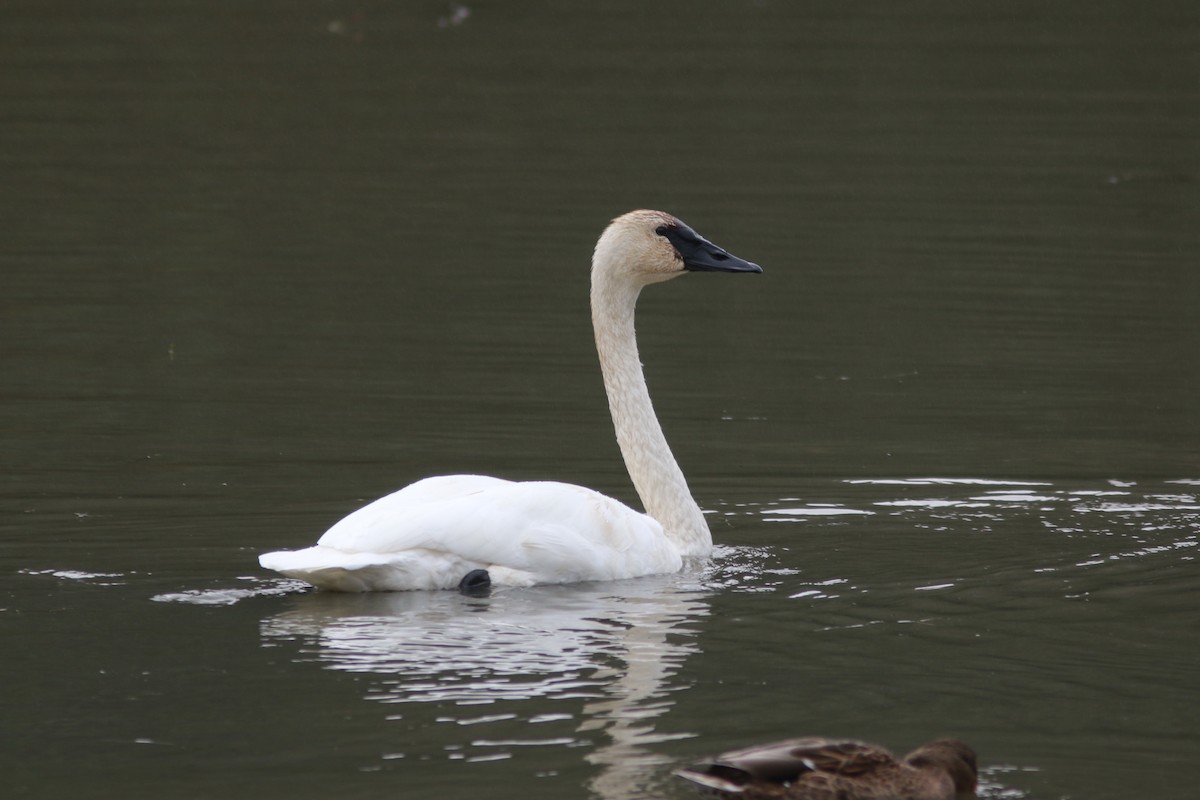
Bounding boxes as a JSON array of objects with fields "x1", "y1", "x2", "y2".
[{"x1": 593, "y1": 209, "x2": 762, "y2": 286}]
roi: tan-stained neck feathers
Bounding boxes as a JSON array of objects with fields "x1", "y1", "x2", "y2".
[{"x1": 590, "y1": 210, "x2": 711, "y2": 556}]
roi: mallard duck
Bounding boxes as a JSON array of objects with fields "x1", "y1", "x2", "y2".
[{"x1": 675, "y1": 737, "x2": 978, "y2": 800}]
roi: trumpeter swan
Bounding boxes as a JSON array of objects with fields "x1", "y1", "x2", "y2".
[{"x1": 258, "y1": 209, "x2": 761, "y2": 592}]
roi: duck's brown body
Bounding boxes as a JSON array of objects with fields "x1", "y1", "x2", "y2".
[{"x1": 675, "y1": 737, "x2": 977, "y2": 800}]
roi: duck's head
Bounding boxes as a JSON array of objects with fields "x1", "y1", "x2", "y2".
[
  {"x1": 905, "y1": 738, "x2": 978, "y2": 796},
  {"x1": 593, "y1": 209, "x2": 762, "y2": 286}
]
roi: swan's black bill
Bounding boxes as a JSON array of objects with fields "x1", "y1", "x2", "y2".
[{"x1": 657, "y1": 222, "x2": 763, "y2": 274}]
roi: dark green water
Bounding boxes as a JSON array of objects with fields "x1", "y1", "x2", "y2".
[{"x1": 3, "y1": 2, "x2": 1198, "y2": 799}]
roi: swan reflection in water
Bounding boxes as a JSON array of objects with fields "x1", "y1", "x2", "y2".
[{"x1": 259, "y1": 571, "x2": 711, "y2": 798}]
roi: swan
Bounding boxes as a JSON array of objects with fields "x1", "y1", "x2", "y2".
[
  {"x1": 675, "y1": 737, "x2": 978, "y2": 800},
  {"x1": 258, "y1": 209, "x2": 762, "y2": 592}
]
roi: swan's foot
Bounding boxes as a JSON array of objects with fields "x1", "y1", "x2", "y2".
[{"x1": 458, "y1": 569, "x2": 491, "y2": 596}]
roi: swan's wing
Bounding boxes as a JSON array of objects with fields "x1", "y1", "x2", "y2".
[
  {"x1": 315, "y1": 474, "x2": 516, "y2": 553},
  {"x1": 290, "y1": 475, "x2": 680, "y2": 584},
  {"x1": 496, "y1": 481, "x2": 682, "y2": 581}
]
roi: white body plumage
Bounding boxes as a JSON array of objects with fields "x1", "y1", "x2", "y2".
[{"x1": 259, "y1": 475, "x2": 680, "y2": 591}]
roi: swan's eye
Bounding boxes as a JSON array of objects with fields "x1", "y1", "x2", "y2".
[{"x1": 655, "y1": 225, "x2": 684, "y2": 260}]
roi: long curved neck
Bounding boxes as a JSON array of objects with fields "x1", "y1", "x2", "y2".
[{"x1": 590, "y1": 270, "x2": 712, "y2": 557}]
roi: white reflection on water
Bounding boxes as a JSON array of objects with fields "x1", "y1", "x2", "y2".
[
  {"x1": 761, "y1": 506, "x2": 875, "y2": 518},
  {"x1": 153, "y1": 577, "x2": 306, "y2": 605},
  {"x1": 753, "y1": 478, "x2": 1200, "y2": 542},
  {"x1": 847, "y1": 478, "x2": 1052, "y2": 487},
  {"x1": 20, "y1": 568, "x2": 126, "y2": 585},
  {"x1": 258, "y1": 572, "x2": 711, "y2": 799},
  {"x1": 708, "y1": 477, "x2": 1199, "y2": 618}
]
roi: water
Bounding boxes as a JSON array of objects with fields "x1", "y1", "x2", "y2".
[{"x1": 3, "y1": 2, "x2": 1198, "y2": 798}]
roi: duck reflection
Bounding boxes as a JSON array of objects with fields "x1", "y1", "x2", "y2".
[{"x1": 259, "y1": 572, "x2": 711, "y2": 799}]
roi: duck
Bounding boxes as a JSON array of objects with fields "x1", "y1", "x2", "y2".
[
  {"x1": 258, "y1": 209, "x2": 762, "y2": 592},
  {"x1": 675, "y1": 737, "x2": 978, "y2": 800}
]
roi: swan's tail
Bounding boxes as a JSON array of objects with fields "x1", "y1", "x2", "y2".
[
  {"x1": 258, "y1": 546, "x2": 519, "y2": 592},
  {"x1": 259, "y1": 547, "x2": 369, "y2": 590}
]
